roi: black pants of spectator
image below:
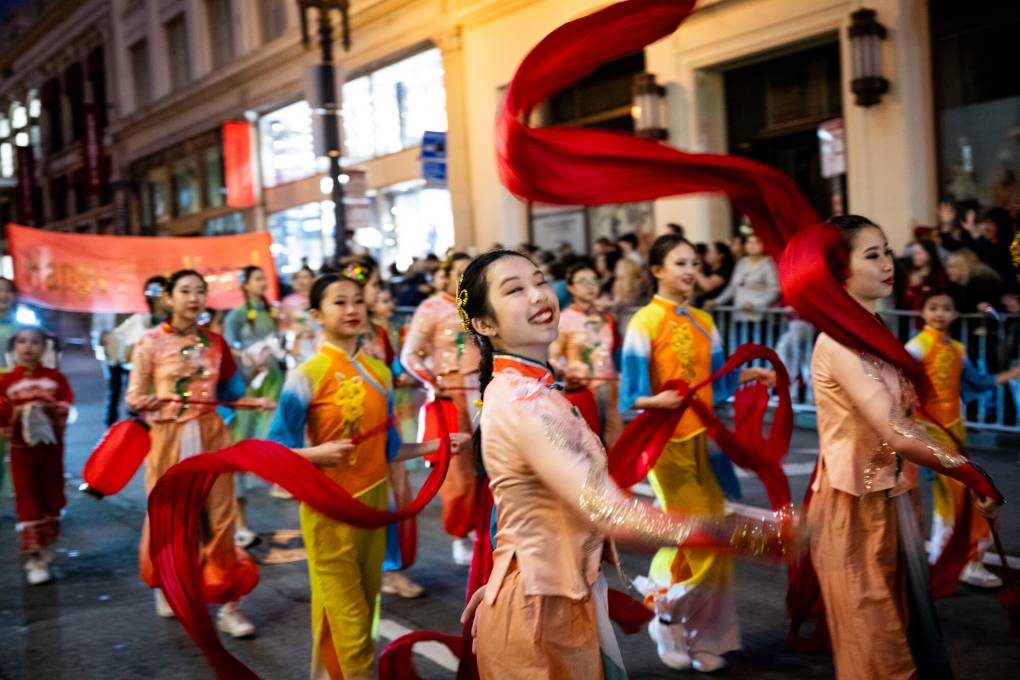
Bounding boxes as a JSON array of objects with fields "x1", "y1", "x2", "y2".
[{"x1": 102, "y1": 361, "x2": 126, "y2": 427}]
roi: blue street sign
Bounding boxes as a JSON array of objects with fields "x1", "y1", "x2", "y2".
[{"x1": 422, "y1": 130, "x2": 447, "y2": 188}]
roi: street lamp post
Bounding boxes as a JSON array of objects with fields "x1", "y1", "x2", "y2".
[{"x1": 299, "y1": 0, "x2": 351, "y2": 261}]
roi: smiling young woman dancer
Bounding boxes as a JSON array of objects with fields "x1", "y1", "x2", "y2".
[
  {"x1": 549, "y1": 259, "x2": 623, "y2": 446},
  {"x1": 803, "y1": 216, "x2": 1002, "y2": 679},
  {"x1": 400, "y1": 252, "x2": 482, "y2": 565},
  {"x1": 620, "y1": 233, "x2": 775, "y2": 673},
  {"x1": 267, "y1": 268, "x2": 469, "y2": 680},
  {"x1": 125, "y1": 269, "x2": 270, "y2": 633},
  {"x1": 458, "y1": 249, "x2": 792, "y2": 680}
]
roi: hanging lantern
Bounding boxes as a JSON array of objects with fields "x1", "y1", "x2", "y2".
[
  {"x1": 632, "y1": 73, "x2": 668, "y2": 140},
  {"x1": 80, "y1": 418, "x2": 152, "y2": 499},
  {"x1": 848, "y1": 8, "x2": 889, "y2": 107}
]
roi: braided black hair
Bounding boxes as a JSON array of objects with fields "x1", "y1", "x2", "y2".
[{"x1": 457, "y1": 248, "x2": 535, "y2": 466}]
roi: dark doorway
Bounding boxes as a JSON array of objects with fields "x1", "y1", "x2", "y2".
[{"x1": 723, "y1": 39, "x2": 844, "y2": 221}]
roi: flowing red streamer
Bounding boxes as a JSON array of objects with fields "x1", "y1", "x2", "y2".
[
  {"x1": 147, "y1": 420, "x2": 452, "y2": 679},
  {"x1": 495, "y1": 0, "x2": 1009, "y2": 649},
  {"x1": 608, "y1": 343, "x2": 793, "y2": 510},
  {"x1": 564, "y1": 387, "x2": 603, "y2": 437}
]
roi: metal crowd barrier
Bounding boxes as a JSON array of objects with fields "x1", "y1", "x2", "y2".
[{"x1": 393, "y1": 304, "x2": 1020, "y2": 433}]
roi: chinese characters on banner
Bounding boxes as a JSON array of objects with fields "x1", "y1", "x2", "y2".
[{"x1": 5, "y1": 223, "x2": 278, "y2": 312}]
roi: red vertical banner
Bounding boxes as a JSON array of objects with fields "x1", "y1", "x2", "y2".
[
  {"x1": 223, "y1": 121, "x2": 257, "y2": 208},
  {"x1": 15, "y1": 146, "x2": 36, "y2": 225},
  {"x1": 82, "y1": 104, "x2": 104, "y2": 195}
]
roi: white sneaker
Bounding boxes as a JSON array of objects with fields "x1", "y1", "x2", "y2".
[
  {"x1": 451, "y1": 537, "x2": 474, "y2": 566},
  {"x1": 24, "y1": 557, "x2": 52, "y2": 585},
  {"x1": 381, "y1": 571, "x2": 425, "y2": 599},
  {"x1": 217, "y1": 601, "x2": 256, "y2": 638},
  {"x1": 269, "y1": 484, "x2": 292, "y2": 500},
  {"x1": 648, "y1": 618, "x2": 691, "y2": 670},
  {"x1": 154, "y1": 589, "x2": 175, "y2": 618},
  {"x1": 959, "y1": 561, "x2": 1003, "y2": 589},
  {"x1": 692, "y1": 652, "x2": 727, "y2": 673},
  {"x1": 234, "y1": 527, "x2": 258, "y2": 548}
]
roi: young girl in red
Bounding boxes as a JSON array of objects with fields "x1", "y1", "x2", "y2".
[{"x1": 0, "y1": 327, "x2": 74, "y2": 585}]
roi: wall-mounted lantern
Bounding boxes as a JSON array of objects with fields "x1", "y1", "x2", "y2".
[
  {"x1": 849, "y1": 8, "x2": 889, "y2": 107},
  {"x1": 632, "y1": 73, "x2": 668, "y2": 140}
]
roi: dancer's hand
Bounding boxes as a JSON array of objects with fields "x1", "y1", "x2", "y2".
[
  {"x1": 254, "y1": 397, "x2": 276, "y2": 412},
  {"x1": 460, "y1": 586, "x2": 486, "y2": 654},
  {"x1": 740, "y1": 367, "x2": 777, "y2": 389},
  {"x1": 976, "y1": 494, "x2": 1002, "y2": 520},
  {"x1": 239, "y1": 397, "x2": 276, "y2": 411},
  {"x1": 130, "y1": 394, "x2": 163, "y2": 412},
  {"x1": 564, "y1": 363, "x2": 588, "y2": 390},
  {"x1": 449, "y1": 432, "x2": 472, "y2": 455},
  {"x1": 648, "y1": 390, "x2": 683, "y2": 410},
  {"x1": 299, "y1": 440, "x2": 355, "y2": 467}
]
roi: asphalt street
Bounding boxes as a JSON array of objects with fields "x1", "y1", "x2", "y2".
[{"x1": 1, "y1": 349, "x2": 1018, "y2": 679}]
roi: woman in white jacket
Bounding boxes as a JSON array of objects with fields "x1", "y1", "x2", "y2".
[{"x1": 707, "y1": 234, "x2": 779, "y2": 323}]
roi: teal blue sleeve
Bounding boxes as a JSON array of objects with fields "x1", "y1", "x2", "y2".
[
  {"x1": 223, "y1": 308, "x2": 245, "y2": 350},
  {"x1": 267, "y1": 370, "x2": 311, "y2": 448},
  {"x1": 711, "y1": 327, "x2": 740, "y2": 404},
  {"x1": 961, "y1": 358, "x2": 997, "y2": 403},
  {"x1": 217, "y1": 372, "x2": 246, "y2": 403},
  {"x1": 385, "y1": 387, "x2": 401, "y2": 462},
  {"x1": 620, "y1": 316, "x2": 654, "y2": 413}
]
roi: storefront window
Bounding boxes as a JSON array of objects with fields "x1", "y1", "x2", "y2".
[
  {"x1": 342, "y1": 48, "x2": 447, "y2": 162},
  {"x1": 931, "y1": 2, "x2": 1020, "y2": 207},
  {"x1": 342, "y1": 77, "x2": 375, "y2": 162},
  {"x1": 259, "y1": 100, "x2": 317, "y2": 187},
  {"x1": 171, "y1": 157, "x2": 200, "y2": 216},
  {"x1": 0, "y1": 143, "x2": 12, "y2": 178},
  {"x1": 267, "y1": 201, "x2": 336, "y2": 273},
  {"x1": 142, "y1": 166, "x2": 169, "y2": 226},
  {"x1": 203, "y1": 146, "x2": 226, "y2": 207},
  {"x1": 203, "y1": 211, "x2": 245, "y2": 235},
  {"x1": 376, "y1": 180, "x2": 454, "y2": 271}
]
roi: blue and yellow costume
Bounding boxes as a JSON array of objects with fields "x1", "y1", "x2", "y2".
[
  {"x1": 268, "y1": 341, "x2": 399, "y2": 679},
  {"x1": 620, "y1": 294, "x2": 741, "y2": 657},
  {"x1": 906, "y1": 324, "x2": 997, "y2": 562}
]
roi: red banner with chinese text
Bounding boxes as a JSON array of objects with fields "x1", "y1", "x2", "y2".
[
  {"x1": 5, "y1": 223, "x2": 278, "y2": 312},
  {"x1": 223, "y1": 121, "x2": 257, "y2": 208}
]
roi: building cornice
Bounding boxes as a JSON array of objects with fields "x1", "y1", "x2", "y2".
[{"x1": 0, "y1": 0, "x2": 90, "y2": 75}]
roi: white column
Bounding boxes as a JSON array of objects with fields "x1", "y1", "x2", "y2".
[
  {"x1": 110, "y1": 1, "x2": 135, "y2": 116},
  {"x1": 645, "y1": 35, "x2": 731, "y2": 244},
  {"x1": 841, "y1": 0, "x2": 936, "y2": 250},
  {"x1": 234, "y1": 0, "x2": 262, "y2": 55},
  {"x1": 437, "y1": 25, "x2": 475, "y2": 249},
  {"x1": 147, "y1": 0, "x2": 171, "y2": 100},
  {"x1": 188, "y1": 0, "x2": 212, "y2": 79}
]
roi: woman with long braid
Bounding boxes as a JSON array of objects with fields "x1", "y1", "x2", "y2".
[
  {"x1": 457, "y1": 249, "x2": 794, "y2": 679},
  {"x1": 400, "y1": 252, "x2": 482, "y2": 565},
  {"x1": 224, "y1": 265, "x2": 284, "y2": 546}
]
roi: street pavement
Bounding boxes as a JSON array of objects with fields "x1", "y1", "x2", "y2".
[{"x1": 1, "y1": 349, "x2": 1019, "y2": 679}]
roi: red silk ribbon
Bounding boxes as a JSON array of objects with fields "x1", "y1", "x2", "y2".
[
  {"x1": 609, "y1": 343, "x2": 793, "y2": 510},
  {"x1": 146, "y1": 417, "x2": 452, "y2": 679}
]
